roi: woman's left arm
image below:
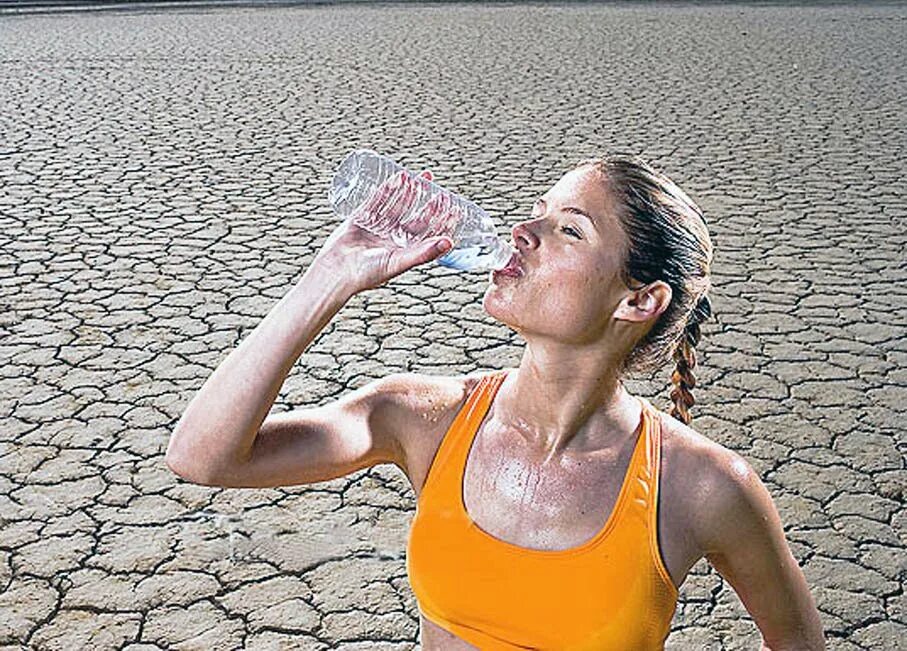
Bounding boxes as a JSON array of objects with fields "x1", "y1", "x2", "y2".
[{"x1": 695, "y1": 450, "x2": 826, "y2": 651}]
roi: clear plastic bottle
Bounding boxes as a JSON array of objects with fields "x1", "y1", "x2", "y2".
[{"x1": 328, "y1": 149, "x2": 516, "y2": 272}]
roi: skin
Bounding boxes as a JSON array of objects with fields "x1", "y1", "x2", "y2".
[
  {"x1": 411, "y1": 166, "x2": 825, "y2": 650},
  {"x1": 167, "y1": 166, "x2": 825, "y2": 650}
]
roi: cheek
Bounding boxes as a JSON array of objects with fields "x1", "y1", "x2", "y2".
[
  {"x1": 485, "y1": 267, "x2": 605, "y2": 325},
  {"x1": 533, "y1": 279, "x2": 594, "y2": 324},
  {"x1": 537, "y1": 262, "x2": 601, "y2": 305},
  {"x1": 539, "y1": 263, "x2": 619, "y2": 327}
]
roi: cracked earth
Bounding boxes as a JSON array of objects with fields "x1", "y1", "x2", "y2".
[{"x1": 0, "y1": 2, "x2": 904, "y2": 650}]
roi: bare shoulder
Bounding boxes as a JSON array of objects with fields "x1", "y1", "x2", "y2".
[
  {"x1": 657, "y1": 412, "x2": 767, "y2": 555},
  {"x1": 367, "y1": 369, "x2": 482, "y2": 425},
  {"x1": 657, "y1": 411, "x2": 824, "y2": 648},
  {"x1": 369, "y1": 369, "x2": 496, "y2": 489},
  {"x1": 658, "y1": 412, "x2": 755, "y2": 479}
]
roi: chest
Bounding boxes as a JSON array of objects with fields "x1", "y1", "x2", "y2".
[
  {"x1": 460, "y1": 424, "x2": 636, "y2": 551},
  {"x1": 407, "y1": 418, "x2": 686, "y2": 651},
  {"x1": 406, "y1": 419, "x2": 701, "y2": 591}
]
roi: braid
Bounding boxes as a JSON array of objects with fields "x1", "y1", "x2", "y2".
[{"x1": 669, "y1": 295, "x2": 712, "y2": 425}]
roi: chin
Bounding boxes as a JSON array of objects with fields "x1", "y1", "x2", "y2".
[
  {"x1": 481, "y1": 287, "x2": 497, "y2": 317},
  {"x1": 482, "y1": 286, "x2": 518, "y2": 328}
]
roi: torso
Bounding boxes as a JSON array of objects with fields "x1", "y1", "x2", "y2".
[{"x1": 397, "y1": 371, "x2": 721, "y2": 650}]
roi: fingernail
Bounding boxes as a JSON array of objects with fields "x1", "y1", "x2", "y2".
[{"x1": 436, "y1": 239, "x2": 452, "y2": 252}]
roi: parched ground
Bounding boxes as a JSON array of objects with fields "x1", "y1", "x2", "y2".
[{"x1": 0, "y1": 2, "x2": 904, "y2": 649}]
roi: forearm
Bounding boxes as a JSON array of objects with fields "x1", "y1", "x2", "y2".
[
  {"x1": 166, "y1": 260, "x2": 356, "y2": 480},
  {"x1": 759, "y1": 635, "x2": 825, "y2": 651}
]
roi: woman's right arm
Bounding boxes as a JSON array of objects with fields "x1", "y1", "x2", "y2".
[
  {"x1": 164, "y1": 261, "x2": 360, "y2": 487},
  {"x1": 165, "y1": 169, "x2": 455, "y2": 487}
]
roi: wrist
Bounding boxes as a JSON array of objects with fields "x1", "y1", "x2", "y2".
[{"x1": 300, "y1": 256, "x2": 360, "y2": 305}]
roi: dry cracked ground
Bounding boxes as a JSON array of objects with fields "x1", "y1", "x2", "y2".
[{"x1": 0, "y1": 2, "x2": 904, "y2": 650}]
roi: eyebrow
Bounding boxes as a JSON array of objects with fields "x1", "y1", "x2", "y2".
[{"x1": 535, "y1": 198, "x2": 597, "y2": 228}]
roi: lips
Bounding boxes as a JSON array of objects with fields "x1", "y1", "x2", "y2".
[{"x1": 494, "y1": 252, "x2": 523, "y2": 278}]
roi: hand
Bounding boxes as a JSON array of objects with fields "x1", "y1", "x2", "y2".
[{"x1": 312, "y1": 169, "x2": 455, "y2": 293}]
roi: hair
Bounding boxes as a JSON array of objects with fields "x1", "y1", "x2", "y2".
[{"x1": 575, "y1": 155, "x2": 714, "y2": 426}]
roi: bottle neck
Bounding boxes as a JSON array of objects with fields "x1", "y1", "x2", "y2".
[{"x1": 489, "y1": 238, "x2": 516, "y2": 271}]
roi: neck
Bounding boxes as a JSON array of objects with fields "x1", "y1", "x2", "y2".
[{"x1": 492, "y1": 342, "x2": 643, "y2": 465}]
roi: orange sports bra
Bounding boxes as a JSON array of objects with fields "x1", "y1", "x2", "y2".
[{"x1": 406, "y1": 369, "x2": 679, "y2": 650}]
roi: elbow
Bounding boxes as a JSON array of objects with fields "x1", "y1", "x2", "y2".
[
  {"x1": 165, "y1": 427, "x2": 225, "y2": 486},
  {"x1": 163, "y1": 453, "x2": 189, "y2": 481},
  {"x1": 164, "y1": 453, "x2": 216, "y2": 486}
]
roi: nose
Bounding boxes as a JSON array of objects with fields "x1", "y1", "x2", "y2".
[{"x1": 511, "y1": 221, "x2": 539, "y2": 252}]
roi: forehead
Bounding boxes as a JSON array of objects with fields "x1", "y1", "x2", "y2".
[
  {"x1": 554, "y1": 166, "x2": 604, "y2": 193},
  {"x1": 542, "y1": 166, "x2": 618, "y2": 230}
]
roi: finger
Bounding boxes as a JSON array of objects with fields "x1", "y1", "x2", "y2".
[
  {"x1": 419, "y1": 170, "x2": 433, "y2": 181},
  {"x1": 402, "y1": 191, "x2": 447, "y2": 237},
  {"x1": 423, "y1": 193, "x2": 456, "y2": 238},
  {"x1": 411, "y1": 193, "x2": 456, "y2": 241},
  {"x1": 435, "y1": 202, "x2": 462, "y2": 239},
  {"x1": 368, "y1": 171, "x2": 413, "y2": 231},
  {"x1": 392, "y1": 237, "x2": 453, "y2": 273},
  {"x1": 390, "y1": 170, "x2": 422, "y2": 220},
  {"x1": 354, "y1": 171, "x2": 405, "y2": 231},
  {"x1": 381, "y1": 171, "x2": 412, "y2": 221}
]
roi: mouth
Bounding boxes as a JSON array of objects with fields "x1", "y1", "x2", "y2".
[{"x1": 492, "y1": 252, "x2": 523, "y2": 279}]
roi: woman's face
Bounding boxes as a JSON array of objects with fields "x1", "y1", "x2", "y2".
[{"x1": 483, "y1": 166, "x2": 633, "y2": 345}]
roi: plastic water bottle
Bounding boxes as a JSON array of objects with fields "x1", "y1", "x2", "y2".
[{"x1": 328, "y1": 149, "x2": 516, "y2": 272}]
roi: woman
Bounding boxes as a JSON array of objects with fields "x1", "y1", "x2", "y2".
[{"x1": 165, "y1": 157, "x2": 825, "y2": 650}]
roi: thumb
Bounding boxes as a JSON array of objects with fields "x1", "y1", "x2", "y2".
[{"x1": 394, "y1": 237, "x2": 453, "y2": 272}]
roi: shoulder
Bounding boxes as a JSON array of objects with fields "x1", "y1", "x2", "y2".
[
  {"x1": 366, "y1": 368, "x2": 505, "y2": 475},
  {"x1": 657, "y1": 414, "x2": 825, "y2": 649},
  {"x1": 657, "y1": 413, "x2": 772, "y2": 557},
  {"x1": 365, "y1": 368, "x2": 487, "y2": 417}
]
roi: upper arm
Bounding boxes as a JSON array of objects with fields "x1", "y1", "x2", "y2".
[
  {"x1": 204, "y1": 372, "x2": 430, "y2": 489},
  {"x1": 697, "y1": 451, "x2": 826, "y2": 650}
]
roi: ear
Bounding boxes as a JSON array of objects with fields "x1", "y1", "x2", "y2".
[{"x1": 613, "y1": 281, "x2": 672, "y2": 323}]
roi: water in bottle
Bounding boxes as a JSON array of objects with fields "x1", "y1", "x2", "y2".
[{"x1": 328, "y1": 149, "x2": 516, "y2": 272}]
